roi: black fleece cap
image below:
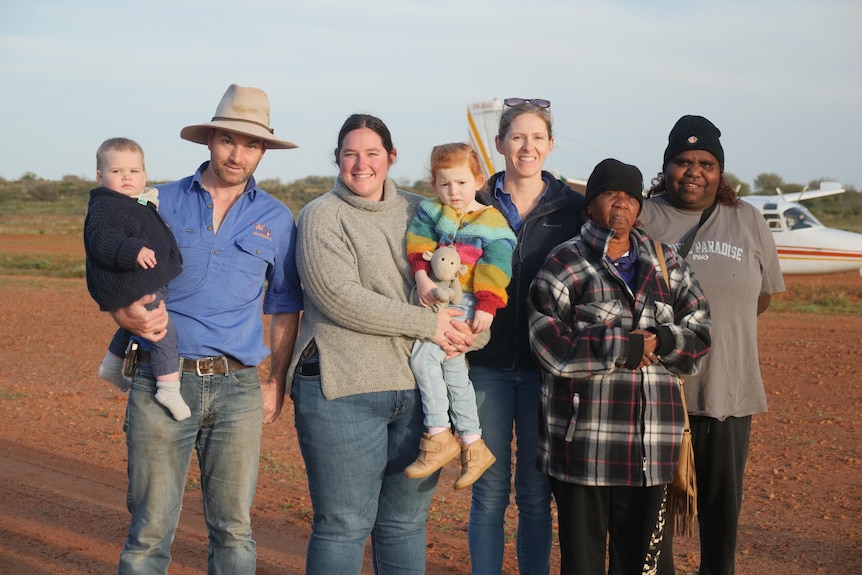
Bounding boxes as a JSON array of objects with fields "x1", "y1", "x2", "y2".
[
  {"x1": 663, "y1": 114, "x2": 724, "y2": 169},
  {"x1": 584, "y1": 158, "x2": 644, "y2": 213}
]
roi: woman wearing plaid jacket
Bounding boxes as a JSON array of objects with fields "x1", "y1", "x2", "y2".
[{"x1": 527, "y1": 159, "x2": 712, "y2": 575}]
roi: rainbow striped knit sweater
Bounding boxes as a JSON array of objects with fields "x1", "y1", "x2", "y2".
[{"x1": 406, "y1": 198, "x2": 517, "y2": 316}]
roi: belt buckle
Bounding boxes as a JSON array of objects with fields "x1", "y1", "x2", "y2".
[{"x1": 195, "y1": 356, "x2": 229, "y2": 376}]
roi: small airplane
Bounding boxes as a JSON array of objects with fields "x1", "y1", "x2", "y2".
[
  {"x1": 742, "y1": 184, "x2": 862, "y2": 275},
  {"x1": 467, "y1": 98, "x2": 862, "y2": 276}
]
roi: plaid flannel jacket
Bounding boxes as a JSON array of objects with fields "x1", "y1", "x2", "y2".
[{"x1": 528, "y1": 220, "x2": 711, "y2": 487}]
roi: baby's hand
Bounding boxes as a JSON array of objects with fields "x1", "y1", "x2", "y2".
[
  {"x1": 415, "y1": 273, "x2": 440, "y2": 307},
  {"x1": 137, "y1": 246, "x2": 157, "y2": 269},
  {"x1": 470, "y1": 310, "x2": 493, "y2": 334}
]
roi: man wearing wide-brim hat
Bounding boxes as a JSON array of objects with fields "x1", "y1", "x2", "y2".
[{"x1": 110, "y1": 84, "x2": 303, "y2": 574}]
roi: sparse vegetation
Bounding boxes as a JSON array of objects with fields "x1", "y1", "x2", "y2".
[
  {"x1": 771, "y1": 280, "x2": 862, "y2": 315},
  {"x1": 259, "y1": 450, "x2": 284, "y2": 474},
  {"x1": 0, "y1": 253, "x2": 86, "y2": 278},
  {"x1": 2, "y1": 174, "x2": 859, "y2": 313},
  {"x1": 0, "y1": 173, "x2": 435, "y2": 218},
  {"x1": 0, "y1": 387, "x2": 28, "y2": 400}
]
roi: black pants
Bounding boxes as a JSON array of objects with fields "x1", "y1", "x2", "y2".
[
  {"x1": 657, "y1": 415, "x2": 751, "y2": 575},
  {"x1": 552, "y1": 478, "x2": 664, "y2": 575}
]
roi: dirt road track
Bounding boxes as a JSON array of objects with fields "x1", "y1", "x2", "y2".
[{"x1": 0, "y1": 430, "x2": 312, "y2": 575}]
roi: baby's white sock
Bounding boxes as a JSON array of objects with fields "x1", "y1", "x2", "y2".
[
  {"x1": 155, "y1": 380, "x2": 191, "y2": 421},
  {"x1": 98, "y1": 352, "x2": 130, "y2": 392},
  {"x1": 460, "y1": 433, "x2": 481, "y2": 446}
]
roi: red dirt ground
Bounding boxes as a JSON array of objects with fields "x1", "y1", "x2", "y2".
[{"x1": 0, "y1": 233, "x2": 860, "y2": 574}]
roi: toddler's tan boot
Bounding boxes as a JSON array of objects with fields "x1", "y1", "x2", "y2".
[
  {"x1": 404, "y1": 429, "x2": 461, "y2": 479},
  {"x1": 454, "y1": 439, "x2": 496, "y2": 490}
]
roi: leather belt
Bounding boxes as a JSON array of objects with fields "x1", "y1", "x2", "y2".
[
  {"x1": 138, "y1": 351, "x2": 250, "y2": 375},
  {"x1": 299, "y1": 361, "x2": 320, "y2": 376}
]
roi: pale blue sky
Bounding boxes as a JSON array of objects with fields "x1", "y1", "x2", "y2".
[{"x1": 2, "y1": 0, "x2": 861, "y2": 190}]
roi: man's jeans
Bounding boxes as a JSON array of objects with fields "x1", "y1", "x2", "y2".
[
  {"x1": 291, "y1": 372, "x2": 438, "y2": 575},
  {"x1": 118, "y1": 363, "x2": 263, "y2": 575},
  {"x1": 410, "y1": 294, "x2": 480, "y2": 435},
  {"x1": 467, "y1": 365, "x2": 553, "y2": 575}
]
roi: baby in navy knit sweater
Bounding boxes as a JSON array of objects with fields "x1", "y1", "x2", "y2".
[{"x1": 84, "y1": 138, "x2": 189, "y2": 420}]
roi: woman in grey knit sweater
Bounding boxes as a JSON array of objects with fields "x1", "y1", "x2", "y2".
[{"x1": 287, "y1": 114, "x2": 474, "y2": 575}]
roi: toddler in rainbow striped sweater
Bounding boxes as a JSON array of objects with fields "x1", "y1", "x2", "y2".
[{"x1": 404, "y1": 143, "x2": 516, "y2": 490}]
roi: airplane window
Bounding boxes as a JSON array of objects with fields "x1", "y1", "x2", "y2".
[
  {"x1": 784, "y1": 207, "x2": 816, "y2": 230},
  {"x1": 763, "y1": 214, "x2": 783, "y2": 231}
]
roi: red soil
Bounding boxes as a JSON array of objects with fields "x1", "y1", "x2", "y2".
[{"x1": 0, "y1": 233, "x2": 859, "y2": 574}]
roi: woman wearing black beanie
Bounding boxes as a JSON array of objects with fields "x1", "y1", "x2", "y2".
[
  {"x1": 640, "y1": 115, "x2": 786, "y2": 575},
  {"x1": 528, "y1": 157, "x2": 712, "y2": 575}
]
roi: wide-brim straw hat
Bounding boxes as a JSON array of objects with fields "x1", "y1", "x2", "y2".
[{"x1": 180, "y1": 84, "x2": 298, "y2": 149}]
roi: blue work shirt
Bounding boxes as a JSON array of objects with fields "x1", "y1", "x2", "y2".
[
  {"x1": 155, "y1": 162, "x2": 303, "y2": 366},
  {"x1": 492, "y1": 173, "x2": 551, "y2": 233}
]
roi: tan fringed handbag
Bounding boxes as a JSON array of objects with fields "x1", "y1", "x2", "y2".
[
  {"x1": 654, "y1": 239, "x2": 698, "y2": 537},
  {"x1": 668, "y1": 379, "x2": 697, "y2": 536}
]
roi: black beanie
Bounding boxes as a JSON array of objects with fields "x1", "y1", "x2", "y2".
[
  {"x1": 663, "y1": 115, "x2": 724, "y2": 169},
  {"x1": 584, "y1": 158, "x2": 644, "y2": 213}
]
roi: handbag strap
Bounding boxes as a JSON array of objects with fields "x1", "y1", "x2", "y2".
[
  {"x1": 654, "y1": 239, "x2": 670, "y2": 290},
  {"x1": 654, "y1": 238, "x2": 690, "y2": 432},
  {"x1": 678, "y1": 200, "x2": 717, "y2": 258},
  {"x1": 677, "y1": 376, "x2": 690, "y2": 432}
]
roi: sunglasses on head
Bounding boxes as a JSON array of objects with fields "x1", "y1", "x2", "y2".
[{"x1": 503, "y1": 98, "x2": 551, "y2": 109}]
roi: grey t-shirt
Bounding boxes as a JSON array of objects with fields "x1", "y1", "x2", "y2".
[{"x1": 640, "y1": 196, "x2": 785, "y2": 419}]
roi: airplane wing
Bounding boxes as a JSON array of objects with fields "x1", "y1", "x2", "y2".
[
  {"x1": 776, "y1": 181, "x2": 845, "y2": 202},
  {"x1": 561, "y1": 175, "x2": 587, "y2": 194}
]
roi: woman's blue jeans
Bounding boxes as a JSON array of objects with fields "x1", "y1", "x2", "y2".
[
  {"x1": 467, "y1": 365, "x2": 553, "y2": 575},
  {"x1": 291, "y1": 371, "x2": 439, "y2": 575},
  {"x1": 118, "y1": 363, "x2": 263, "y2": 575}
]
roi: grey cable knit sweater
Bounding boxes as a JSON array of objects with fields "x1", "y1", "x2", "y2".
[{"x1": 287, "y1": 177, "x2": 440, "y2": 400}]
